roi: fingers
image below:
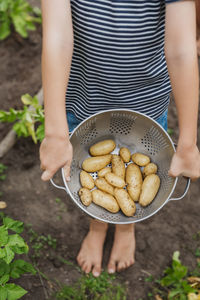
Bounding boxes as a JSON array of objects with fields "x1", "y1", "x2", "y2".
[
  {"x1": 63, "y1": 158, "x2": 72, "y2": 182},
  {"x1": 41, "y1": 170, "x2": 55, "y2": 181},
  {"x1": 168, "y1": 168, "x2": 181, "y2": 178}
]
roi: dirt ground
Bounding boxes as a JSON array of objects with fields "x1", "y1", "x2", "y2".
[{"x1": 0, "y1": 23, "x2": 200, "y2": 300}]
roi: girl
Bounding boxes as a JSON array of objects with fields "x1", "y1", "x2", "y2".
[{"x1": 40, "y1": 0, "x2": 200, "y2": 277}]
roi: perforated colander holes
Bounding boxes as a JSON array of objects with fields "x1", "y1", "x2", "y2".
[
  {"x1": 135, "y1": 207, "x2": 145, "y2": 218},
  {"x1": 99, "y1": 213, "x2": 121, "y2": 221},
  {"x1": 75, "y1": 120, "x2": 98, "y2": 145},
  {"x1": 80, "y1": 128, "x2": 98, "y2": 145},
  {"x1": 109, "y1": 115, "x2": 136, "y2": 135},
  {"x1": 158, "y1": 169, "x2": 174, "y2": 192},
  {"x1": 91, "y1": 172, "x2": 98, "y2": 180},
  {"x1": 70, "y1": 159, "x2": 77, "y2": 178},
  {"x1": 141, "y1": 126, "x2": 169, "y2": 155}
]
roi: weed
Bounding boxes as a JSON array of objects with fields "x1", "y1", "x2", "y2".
[
  {"x1": 145, "y1": 275, "x2": 154, "y2": 282},
  {"x1": 0, "y1": 94, "x2": 44, "y2": 143},
  {"x1": 0, "y1": 216, "x2": 36, "y2": 299},
  {"x1": 54, "y1": 271, "x2": 127, "y2": 300},
  {"x1": 0, "y1": 163, "x2": 7, "y2": 181},
  {"x1": 147, "y1": 251, "x2": 200, "y2": 299},
  {"x1": 0, "y1": 0, "x2": 42, "y2": 40},
  {"x1": 26, "y1": 224, "x2": 57, "y2": 259},
  {"x1": 167, "y1": 128, "x2": 174, "y2": 136},
  {"x1": 195, "y1": 248, "x2": 200, "y2": 258},
  {"x1": 55, "y1": 197, "x2": 67, "y2": 220}
]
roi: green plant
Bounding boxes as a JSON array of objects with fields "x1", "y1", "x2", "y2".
[
  {"x1": 0, "y1": 216, "x2": 36, "y2": 299},
  {"x1": 0, "y1": 0, "x2": 41, "y2": 40},
  {"x1": 0, "y1": 163, "x2": 7, "y2": 181},
  {"x1": 0, "y1": 94, "x2": 44, "y2": 143},
  {"x1": 167, "y1": 128, "x2": 174, "y2": 136},
  {"x1": 26, "y1": 224, "x2": 57, "y2": 259},
  {"x1": 147, "y1": 251, "x2": 199, "y2": 299},
  {"x1": 55, "y1": 271, "x2": 127, "y2": 300},
  {"x1": 195, "y1": 249, "x2": 200, "y2": 258}
]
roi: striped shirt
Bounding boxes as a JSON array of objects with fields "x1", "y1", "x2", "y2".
[{"x1": 66, "y1": 0, "x2": 180, "y2": 121}]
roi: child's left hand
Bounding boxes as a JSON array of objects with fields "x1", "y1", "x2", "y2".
[{"x1": 168, "y1": 144, "x2": 200, "y2": 181}]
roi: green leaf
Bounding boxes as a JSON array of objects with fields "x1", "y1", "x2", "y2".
[
  {"x1": 26, "y1": 122, "x2": 37, "y2": 144},
  {"x1": 0, "y1": 260, "x2": 10, "y2": 277},
  {"x1": 173, "y1": 251, "x2": 181, "y2": 263},
  {"x1": 36, "y1": 123, "x2": 44, "y2": 142},
  {"x1": 0, "y1": 248, "x2": 6, "y2": 259},
  {"x1": 0, "y1": 226, "x2": 8, "y2": 246},
  {"x1": 4, "y1": 246, "x2": 15, "y2": 264},
  {"x1": 0, "y1": 19, "x2": 11, "y2": 40},
  {"x1": 5, "y1": 283, "x2": 27, "y2": 300},
  {"x1": 7, "y1": 234, "x2": 26, "y2": 248},
  {"x1": 0, "y1": 274, "x2": 10, "y2": 285},
  {"x1": 11, "y1": 14, "x2": 28, "y2": 38},
  {"x1": 195, "y1": 248, "x2": 200, "y2": 257},
  {"x1": 0, "y1": 286, "x2": 7, "y2": 300},
  {"x1": 3, "y1": 217, "x2": 24, "y2": 234},
  {"x1": 33, "y1": 6, "x2": 42, "y2": 18},
  {"x1": 11, "y1": 243, "x2": 28, "y2": 255},
  {"x1": 168, "y1": 288, "x2": 182, "y2": 298},
  {"x1": 21, "y1": 94, "x2": 33, "y2": 106},
  {"x1": 10, "y1": 259, "x2": 36, "y2": 279},
  {"x1": 0, "y1": 1, "x2": 9, "y2": 12}
]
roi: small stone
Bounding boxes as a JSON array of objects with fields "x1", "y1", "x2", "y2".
[{"x1": 0, "y1": 201, "x2": 7, "y2": 209}]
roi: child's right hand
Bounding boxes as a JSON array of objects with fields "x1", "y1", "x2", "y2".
[{"x1": 39, "y1": 135, "x2": 73, "y2": 182}]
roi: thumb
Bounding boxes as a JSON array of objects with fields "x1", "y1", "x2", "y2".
[
  {"x1": 41, "y1": 170, "x2": 53, "y2": 181},
  {"x1": 63, "y1": 160, "x2": 72, "y2": 182},
  {"x1": 168, "y1": 163, "x2": 182, "y2": 178}
]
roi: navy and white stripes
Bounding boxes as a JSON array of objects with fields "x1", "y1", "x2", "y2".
[{"x1": 66, "y1": 0, "x2": 178, "y2": 121}]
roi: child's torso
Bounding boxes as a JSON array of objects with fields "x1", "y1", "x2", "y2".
[{"x1": 66, "y1": 0, "x2": 171, "y2": 121}]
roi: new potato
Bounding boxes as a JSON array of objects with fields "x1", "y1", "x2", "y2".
[
  {"x1": 80, "y1": 170, "x2": 95, "y2": 189},
  {"x1": 126, "y1": 164, "x2": 143, "y2": 201},
  {"x1": 119, "y1": 147, "x2": 131, "y2": 163},
  {"x1": 139, "y1": 174, "x2": 160, "y2": 207},
  {"x1": 143, "y1": 163, "x2": 158, "y2": 177},
  {"x1": 114, "y1": 188, "x2": 136, "y2": 217},
  {"x1": 112, "y1": 154, "x2": 125, "y2": 179},
  {"x1": 105, "y1": 172, "x2": 126, "y2": 188},
  {"x1": 132, "y1": 153, "x2": 150, "y2": 167},
  {"x1": 95, "y1": 178, "x2": 114, "y2": 195},
  {"x1": 89, "y1": 139, "x2": 116, "y2": 156},
  {"x1": 92, "y1": 189, "x2": 120, "y2": 213},
  {"x1": 98, "y1": 167, "x2": 111, "y2": 178},
  {"x1": 79, "y1": 188, "x2": 92, "y2": 206},
  {"x1": 82, "y1": 154, "x2": 112, "y2": 172}
]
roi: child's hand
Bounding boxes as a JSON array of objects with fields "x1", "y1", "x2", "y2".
[
  {"x1": 39, "y1": 136, "x2": 73, "y2": 182},
  {"x1": 168, "y1": 144, "x2": 200, "y2": 181}
]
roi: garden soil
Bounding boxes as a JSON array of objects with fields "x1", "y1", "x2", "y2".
[{"x1": 0, "y1": 24, "x2": 200, "y2": 300}]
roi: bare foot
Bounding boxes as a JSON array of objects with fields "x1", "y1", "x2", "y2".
[
  {"x1": 107, "y1": 224, "x2": 135, "y2": 273},
  {"x1": 77, "y1": 219, "x2": 108, "y2": 277}
]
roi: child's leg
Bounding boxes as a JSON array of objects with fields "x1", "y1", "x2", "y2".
[
  {"x1": 77, "y1": 218, "x2": 108, "y2": 277},
  {"x1": 107, "y1": 224, "x2": 135, "y2": 273}
]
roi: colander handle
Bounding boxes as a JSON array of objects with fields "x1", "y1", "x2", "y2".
[
  {"x1": 168, "y1": 177, "x2": 191, "y2": 201},
  {"x1": 50, "y1": 168, "x2": 69, "y2": 193}
]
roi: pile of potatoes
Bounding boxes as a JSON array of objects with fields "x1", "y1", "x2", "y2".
[{"x1": 78, "y1": 139, "x2": 160, "y2": 217}]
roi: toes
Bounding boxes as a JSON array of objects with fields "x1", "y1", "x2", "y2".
[
  {"x1": 92, "y1": 264, "x2": 101, "y2": 277},
  {"x1": 107, "y1": 259, "x2": 116, "y2": 274},
  {"x1": 77, "y1": 255, "x2": 84, "y2": 267},
  {"x1": 125, "y1": 259, "x2": 135, "y2": 269},
  {"x1": 82, "y1": 261, "x2": 92, "y2": 274},
  {"x1": 117, "y1": 261, "x2": 126, "y2": 272}
]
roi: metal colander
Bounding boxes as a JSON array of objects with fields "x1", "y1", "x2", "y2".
[{"x1": 51, "y1": 109, "x2": 190, "y2": 224}]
